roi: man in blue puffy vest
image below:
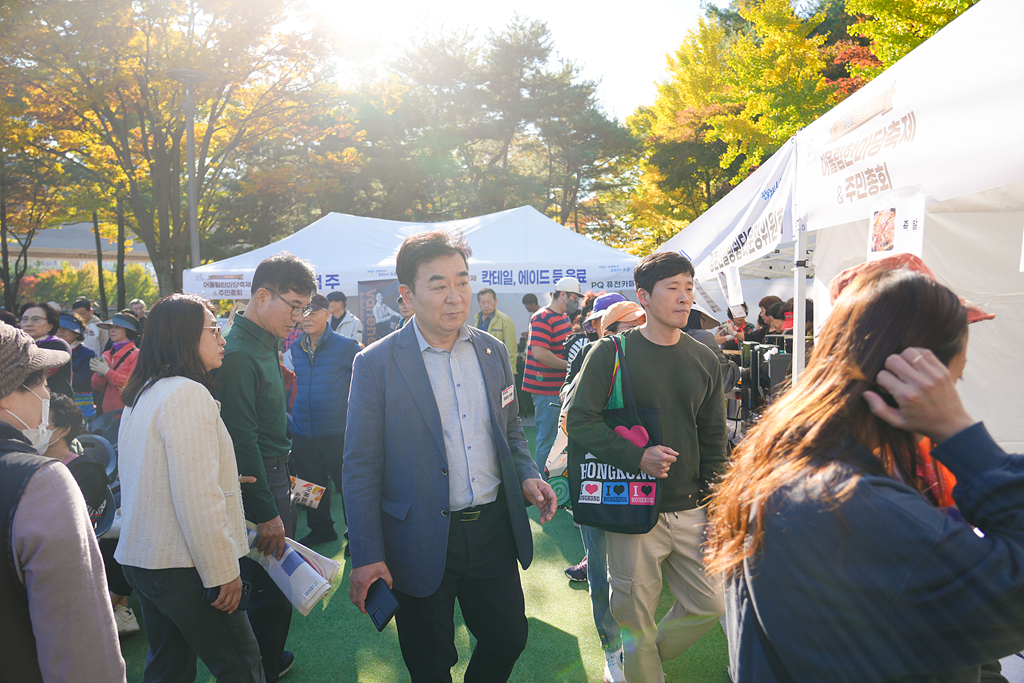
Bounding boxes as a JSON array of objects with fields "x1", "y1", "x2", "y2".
[{"x1": 291, "y1": 294, "x2": 361, "y2": 548}]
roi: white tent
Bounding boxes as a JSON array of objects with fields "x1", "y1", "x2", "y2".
[
  {"x1": 184, "y1": 205, "x2": 639, "y2": 334},
  {"x1": 656, "y1": 0, "x2": 1024, "y2": 448}
]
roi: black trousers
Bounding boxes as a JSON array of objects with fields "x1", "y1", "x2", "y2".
[
  {"x1": 123, "y1": 564, "x2": 265, "y2": 683},
  {"x1": 241, "y1": 460, "x2": 294, "y2": 683},
  {"x1": 392, "y1": 499, "x2": 528, "y2": 683},
  {"x1": 290, "y1": 434, "x2": 346, "y2": 531}
]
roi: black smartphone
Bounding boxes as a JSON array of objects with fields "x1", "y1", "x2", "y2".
[
  {"x1": 203, "y1": 580, "x2": 252, "y2": 612},
  {"x1": 365, "y1": 578, "x2": 400, "y2": 632}
]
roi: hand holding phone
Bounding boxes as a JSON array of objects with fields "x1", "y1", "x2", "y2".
[
  {"x1": 365, "y1": 578, "x2": 400, "y2": 631},
  {"x1": 203, "y1": 577, "x2": 252, "y2": 614}
]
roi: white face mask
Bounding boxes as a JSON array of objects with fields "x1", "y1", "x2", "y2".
[{"x1": 3, "y1": 385, "x2": 53, "y2": 454}]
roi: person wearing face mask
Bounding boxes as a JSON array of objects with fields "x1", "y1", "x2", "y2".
[
  {"x1": 90, "y1": 310, "x2": 141, "y2": 415},
  {"x1": 0, "y1": 322, "x2": 127, "y2": 682},
  {"x1": 523, "y1": 276, "x2": 582, "y2": 474},
  {"x1": 116, "y1": 293, "x2": 263, "y2": 682}
]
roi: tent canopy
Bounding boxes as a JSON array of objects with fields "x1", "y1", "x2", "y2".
[
  {"x1": 654, "y1": 0, "x2": 1024, "y2": 448},
  {"x1": 184, "y1": 205, "x2": 638, "y2": 300}
]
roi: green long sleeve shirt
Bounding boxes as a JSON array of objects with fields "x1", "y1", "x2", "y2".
[
  {"x1": 214, "y1": 315, "x2": 290, "y2": 523},
  {"x1": 565, "y1": 328, "x2": 728, "y2": 512}
]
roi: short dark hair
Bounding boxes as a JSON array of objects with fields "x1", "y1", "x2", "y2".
[
  {"x1": 0, "y1": 309, "x2": 17, "y2": 326},
  {"x1": 250, "y1": 251, "x2": 317, "y2": 298},
  {"x1": 19, "y1": 302, "x2": 59, "y2": 336},
  {"x1": 72, "y1": 298, "x2": 93, "y2": 312},
  {"x1": 522, "y1": 293, "x2": 538, "y2": 305},
  {"x1": 395, "y1": 230, "x2": 471, "y2": 291},
  {"x1": 767, "y1": 301, "x2": 787, "y2": 320},
  {"x1": 477, "y1": 288, "x2": 496, "y2": 300},
  {"x1": 326, "y1": 291, "x2": 347, "y2": 304},
  {"x1": 49, "y1": 393, "x2": 86, "y2": 442},
  {"x1": 759, "y1": 295, "x2": 783, "y2": 310},
  {"x1": 122, "y1": 294, "x2": 217, "y2": 406},
  {"x1": 19, "y1": 370, "x2": 46, "y2": 392},
  {"x1": 634, "y1": 252, "x2": 695, "y2": 297}
]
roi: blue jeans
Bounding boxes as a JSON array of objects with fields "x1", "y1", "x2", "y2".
[
  {"x1": 123, "y1": 564, "x2": 265, "y2": 683},
  {"x1": 529, "y1": 393, "x2": 561, "y2": 475},
  {"x1": 581, "y1": 524, "x2": 621, "y2": 652}
]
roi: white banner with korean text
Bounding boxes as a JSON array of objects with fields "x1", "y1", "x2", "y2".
[{"x1": 795, "y1": 0, "x2": 1024, "y2": 232}]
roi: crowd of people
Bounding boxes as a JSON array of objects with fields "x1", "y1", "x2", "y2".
[{"x1": 3, "y1": 233, "x2": 1024, "y2": 683}]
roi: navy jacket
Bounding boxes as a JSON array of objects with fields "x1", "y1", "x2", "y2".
[
  {"x1": 70, "y1": 344, "x2": 96, "y2": 394},
  {"x1": 291, "y1": 328, "x2": 360, "y2": 440},
  {"x1": 726, "y1": 424, "x2": 1024, "y2": 683},
  {"x1": 342, "y1": 322, "x2": 541, "y2": 598}
]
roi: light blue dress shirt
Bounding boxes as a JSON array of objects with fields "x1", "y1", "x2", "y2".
[{"x1": 412, "y1": 318, "x2": 501, "y2": 511}]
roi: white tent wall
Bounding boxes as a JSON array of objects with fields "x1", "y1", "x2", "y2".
[
  {"x1": 812, "y1": 184, "x2": 1024, "y2": 450},
  {"x1": 184, "y1": 206, "x2": 639, "y2": 310}
]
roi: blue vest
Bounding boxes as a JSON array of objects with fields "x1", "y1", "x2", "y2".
[{"x1": 291, "y1": 328, "x2": 360, "y2": 439}]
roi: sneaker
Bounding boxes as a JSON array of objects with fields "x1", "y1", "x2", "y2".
[
  {"x1": 603, "y1": 648, "x2": 625, "y2": 683},
  {"x1": 298, "y1": 528, "x2": 338, "y2": 547},
  {"x1": 564, "y1": 555, "x2": 588, "y2": 582},
  {"x1": 113, "y1": 604, "x2": 140, "y2": 636},
  {"x1": 277, "y1": 650, "x2": 295, "y2": 679}
]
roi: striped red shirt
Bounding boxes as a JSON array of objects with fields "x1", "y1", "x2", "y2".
[{"x1": 523, "y1": 307, "x2": 572, "y2": 395}]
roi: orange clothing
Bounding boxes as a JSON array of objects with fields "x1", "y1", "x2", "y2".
[{"x1": 90, "y1": 342, "x2": 139, "y2": 413}]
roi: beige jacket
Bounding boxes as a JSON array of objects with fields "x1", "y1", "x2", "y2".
[{"x1": 115, "y1": 376, "x2": 249, "y2": 588}]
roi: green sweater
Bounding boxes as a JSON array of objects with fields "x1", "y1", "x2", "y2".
[
  {"x1": 214, "y1": 315, "x2": 290, "y2": 523},
  {"x1": 565, "y1": 328, "x2": 728, "y2": 512}
]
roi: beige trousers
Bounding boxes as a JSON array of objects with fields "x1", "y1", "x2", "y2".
[{"x1": 606, "y1": 508, "x2": 724, "y2": 683}]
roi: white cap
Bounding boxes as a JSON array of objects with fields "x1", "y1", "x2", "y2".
[{"x1": 554, "y1": 276, "x2": 582, "y2": 295}]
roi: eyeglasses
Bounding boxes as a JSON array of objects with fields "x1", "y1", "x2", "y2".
[
  {"x1": 268, "y1": 289, "x2": 311, "y2": 316},
  {"x1": 20, "y1": 316, "x2": 46, "y2": 325},
  {"x1": 301, "y1": 306, "x2": 327, "y2": 318},
  {"x1": 203, "y1": 324, "x2": 224, "y2": 340}
]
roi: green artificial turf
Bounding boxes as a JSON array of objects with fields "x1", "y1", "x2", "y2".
[{"x1": 119, "y1": 425, "x2": 730, "y2": 682}]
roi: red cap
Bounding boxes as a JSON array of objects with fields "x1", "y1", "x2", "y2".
[{"x1": 828, "y1": 253, "x2": 994, "y2": 324}]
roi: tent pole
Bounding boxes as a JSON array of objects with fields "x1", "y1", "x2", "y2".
[{"x1": 793, "y1": 223, "x2": 807, "y2": 383}]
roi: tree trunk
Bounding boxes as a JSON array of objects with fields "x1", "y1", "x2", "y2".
[
  {"x1": 92, "y1": 210, "x2": 108, "y2": 316},
  {"x1": 116, "y1": 196, "x2": 126, "y2": 311},
  {"x1": 1, "y1": 194, "x2": 10, "y2": 311}
]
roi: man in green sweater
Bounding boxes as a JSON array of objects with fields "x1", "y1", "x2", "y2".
[
  {"x1": 216, "y1": 252, "x2": 315, "y2": 683},
  {"x1": 566, "y1": 251, "x2": 727, "y2": 683}
]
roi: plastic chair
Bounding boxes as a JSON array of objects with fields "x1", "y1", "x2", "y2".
[
  {"x1": 93, "y1": 486, "x2": 117, "y2": 537},
  {"x1": 89, "y1": 410, "x2": 123, "y2": 449},
  {"x1": 77, "y1": 434, "x2": 117, "y2": 485}
]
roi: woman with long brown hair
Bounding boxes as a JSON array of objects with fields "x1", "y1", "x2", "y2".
[{"x1": 706, "y1": 267, "x2": 1024, "y2": 682}]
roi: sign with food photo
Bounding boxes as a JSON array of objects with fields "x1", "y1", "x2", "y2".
[{"x1": 867, "y1": 192, "x2": 925, "y2": 261}]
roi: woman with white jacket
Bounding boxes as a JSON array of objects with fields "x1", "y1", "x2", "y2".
[{"x1": 115, "y1": 293, "x2": 264, "y2": 683}]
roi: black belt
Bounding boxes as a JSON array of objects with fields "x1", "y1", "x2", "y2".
[
  {"x1": 264, "y1": 454, "x2": 289, "y2": 469},
  {"x1": 452, "y1": 500, "x2": 498, "y2": 522}
]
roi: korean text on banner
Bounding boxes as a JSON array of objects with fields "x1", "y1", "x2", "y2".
[
  {"x1": 694, "y1": 142, "x2": 795, "y2": 281},
  {"x1": 796, "y1": 0, "x2": 1024, "y2": 233}
]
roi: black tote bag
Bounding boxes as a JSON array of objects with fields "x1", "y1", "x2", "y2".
[{"x1": 567, "y1": 334, "x2": 663, "y2": 534}]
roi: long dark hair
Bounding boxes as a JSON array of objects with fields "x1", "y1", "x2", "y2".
[
  {"x1": 706, "y1": 269, "x2": 968, "y2": 576},
  {"x1": 122, "y1": 294, "x2": 217, "y2": 406}
]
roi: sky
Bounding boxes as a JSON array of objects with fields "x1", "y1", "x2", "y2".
[{"x1": 308, "y1": 0, "x2": 711, "y2": 121}]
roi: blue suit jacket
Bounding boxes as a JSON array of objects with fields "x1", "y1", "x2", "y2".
[{"x1": 342, "y1": 321, "x2": 541, "y2": 597}]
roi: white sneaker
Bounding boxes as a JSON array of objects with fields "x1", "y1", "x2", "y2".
[
  {"x1": 603, "y1": 648, "x2": 625, "y2": 683},
  {"x1": 113, "y1": 604, "x2": 140, "y2": 635}
]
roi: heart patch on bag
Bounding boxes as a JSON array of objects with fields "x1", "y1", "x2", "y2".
[{"x1": 614, "y1": 424, "x2": 649, "y2": 448}]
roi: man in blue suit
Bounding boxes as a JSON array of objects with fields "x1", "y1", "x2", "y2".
[{"x1": 344, "y1": 230, "x2": 557, "y2": 683}]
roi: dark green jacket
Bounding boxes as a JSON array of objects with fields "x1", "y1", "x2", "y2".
[{"x1": 214, "y1": 315, "x2": 290, "y2": 523}]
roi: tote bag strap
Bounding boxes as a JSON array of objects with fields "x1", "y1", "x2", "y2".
[
  {"x1": 605, "y1": 336, "x2": 625, "y2": 410},
  {"x1": 612, "y1": 333, "x2": 641, "y2": 410}
]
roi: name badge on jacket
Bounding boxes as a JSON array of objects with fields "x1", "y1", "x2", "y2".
[{"x1": 501, "y1": 384, "x2": 515, "y2": 408}]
